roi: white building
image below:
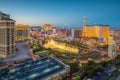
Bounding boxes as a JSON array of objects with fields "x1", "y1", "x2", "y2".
[
  {"x1": 108, "y1": 30, "x2": 115, "y2": 57},
  {"x1": 0, "y1": 11, "x2": 16, "y2": 58}
]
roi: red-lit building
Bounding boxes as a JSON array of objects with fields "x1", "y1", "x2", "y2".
[{"x1": 116, "y1": 43, "x2": 120, "y2": 50}]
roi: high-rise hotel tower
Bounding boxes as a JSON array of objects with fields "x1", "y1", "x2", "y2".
[
  {"x1": 82, "y1": 17, "x2": 110, "y2": 44},
  {"x1": 0, "y1": 11, "x2": 15, "y2": 58}
]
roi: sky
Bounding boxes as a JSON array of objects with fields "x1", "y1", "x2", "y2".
[{"x1": 0, "y1": 0, "x2": 120, "y2": 28}]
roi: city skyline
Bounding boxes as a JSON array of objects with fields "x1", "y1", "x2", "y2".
[
  {"x1": 0, "y1": 0, "x2": 120, "y2": 28},
  {"x1": 0, "y1": 4, "x2": 120, "y2": 80}
]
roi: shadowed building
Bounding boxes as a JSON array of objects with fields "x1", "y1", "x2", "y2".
[
  {"x1": 0, "y1": 11, "x2": 15, "y2": 58},
  {"x1": 71, "y1": 29, "x2": 82, "y2": 38},
  {"x1": 71, "y1": 29, "x2": 82, "y2": 42}
]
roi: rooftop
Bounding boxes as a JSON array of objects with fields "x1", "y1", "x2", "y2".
[
  {"x1": 0, "y1": 11, "x2": 14, "y2": 21},
  {"x1": 86, "y1": 24, "x2": 109, "y2": 26},
  {"x1": 2, "y1": 18, "x2": 14, "y2": 21},
  {"x1": 0, "y1": 11, "x2": 8, "y2": 15},
  {"x1": 0, "y1": 56, "x2": 69, "y2": 80}
]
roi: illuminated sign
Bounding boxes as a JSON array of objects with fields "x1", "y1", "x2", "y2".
[{"x1": 112, "y1": 51, "x2": 115, "y2": 56}]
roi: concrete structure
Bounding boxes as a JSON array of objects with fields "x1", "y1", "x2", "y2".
[
  {"x1": 0, "y1": 11, "x2": 16, "y2": 58},
  {"x1": 43, "y1": 24, "x2": 52, "y2": 35},
  {"x1": 0, "y1": 56, "x2": 70, "y2": 80},
  {"x1": 82, "y1": 16, "x2": 87, "y2": 37},
  {"x1": 59, "y1": 28, "x2": 68, "y2": 38},
  {"x1": 15, "y1": 24, "x2": 31, "y2": 41},
  {"x1": 82, "y1": 17, "x2": 110, "y2": 44},
  {"x1": 43, "y1": 24, "x2": 52, "y2": 30},
  {"x1": 116, "y1": 43, "x2": 120, "y2": 51},
  {"x1": 71, "y1": 29, "x2": 82, "y2": 38},
  {"x1": 108, "y1": 30, "x2": 116, "y2": 57}
]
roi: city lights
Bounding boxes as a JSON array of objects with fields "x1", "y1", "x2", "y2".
[{"x1": 44, "y1": 39, "x2": 78, "y2": 53}]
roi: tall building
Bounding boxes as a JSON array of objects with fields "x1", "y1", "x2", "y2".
[
  {"x1": 82, "y1": 17, "x2": 110, "y2": 44},
  {"x1": 43, "y1": 24, "x2": 52, "y2": 35},
  {"x1": 0, "y1": 11, "x2": 15, "y2": 58},
  {"x1": 71, "y1": 29, "x2": 82, "y2": 38},
  {"x1": 82, "y1": 16, "x2": 87, "y2": 37},
  {"x1": 15, "y1": 24, "x2": 31, "y2": 41},
  {"x1": 108, "y1": 30, "x2": 116, "y2": 57},
  {"x1": 43, "y1": 24, "x2": 52, "y2": 30}
]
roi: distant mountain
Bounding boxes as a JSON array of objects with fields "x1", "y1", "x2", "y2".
[
  {"x1": 111, "y1": 27, "x2": 120, "y2": 30},
  {"x1": 31, "y1": 26, "x2": 42, "y2": 29}
]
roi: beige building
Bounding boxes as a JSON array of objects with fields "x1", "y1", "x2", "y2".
[
  {"x1": 0, "y1": 11, "x2": 16, "y2": 58},
  {"x1": 43, "y1": 24, "x2": 52, "y2": 30},
  {"x1": 15, "y1": 24, "x2": 31, "y2": 41},
  {"x1": 82, "y1": 16, "x2": 110, "y2": 44}
]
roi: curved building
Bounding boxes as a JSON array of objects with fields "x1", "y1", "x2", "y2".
[{"x1": 0, "y1": 11, "x2": 16, "y2": 58}]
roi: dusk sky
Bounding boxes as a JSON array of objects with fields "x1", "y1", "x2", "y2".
[{"x1": 0, "y1": 0, "x2": 120, "y2": 28}]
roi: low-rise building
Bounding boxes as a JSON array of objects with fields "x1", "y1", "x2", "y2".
[{"x1": 0, "y1": 56, "x2": 70, "y2": 80}]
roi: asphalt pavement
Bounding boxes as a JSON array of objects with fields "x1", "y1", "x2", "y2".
[{"x1": 3, "y1": 42, "x2": 31, "y2": 62}]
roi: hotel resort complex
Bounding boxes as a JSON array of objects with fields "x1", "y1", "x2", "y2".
[
  {"x1": 82, "y1": 16, "x2": 110, "y2": 44},
  {"x1": 0, "y1": 11, "x2": 16, "y2": 58},
  {"x1": 15, "y1": 24, "x2": 31, "y2": 41},
  {"x1": 0, "y1": 10, "x2": 120, "y2": 80},
  {"x1": 0, "y1": 56, "x2": 70, "y2": 80}
]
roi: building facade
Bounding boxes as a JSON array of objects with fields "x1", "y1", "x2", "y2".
[
  {"x1": 43, "y1": 24, "x2": 52, "y2": 30},
  {"x1": 43, "y1": 24, "x2": 52, "y2": 35},
  {"x1": 0, "y1": 11, "x2": 16, "y2": 58},
  {"x1": 71, "y1": 29, "x2": 82, "y2": 38},
  {"x1": 82, "y1": 17, "x2": 110, "y2": 44},
  {"x1": 108, "y1": 30, "x2": 116, "y2": 57},
  {"x1": 15, "y1": 24, "x2": 31, "y2": 41}
]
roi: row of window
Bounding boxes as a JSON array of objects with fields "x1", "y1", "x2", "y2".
[
  {"x1": 0, "y1": 47, "x2": 15, "y2": 55},
  {"x1": 0, "y1": 22, "x2": 15, "y2": 26},
  {"x1": 17, "y1": 30, "x2": 29, "y2": 36}
]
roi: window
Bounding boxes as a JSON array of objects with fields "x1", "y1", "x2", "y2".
[{"x1": 6, "y1": 22, "x2": 10, "y2": 26}]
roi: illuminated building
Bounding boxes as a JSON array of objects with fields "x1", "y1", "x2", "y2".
[
  {"x1": 44, "y1": 39, "x2": 78, "y2": 53},
  {"x1": 59, "y1": 29, "x2": 67, "y2": 38},
  {"x1": 116, "y1": 43, "x2": 120, "y2": 51},
  {"x1": 15, "y1": 24, "x2": 31, "y2": 41},
  {"x1": 0, "y1": 56, "x2": 70, "y2": 80},
  {"x1": 0, "y1": 11, "x2": 15, "y2": 58},
  {"x1": 43, "y1": 24, "x2": 52, "y2": 35},
  {"x1": 82, "y1": 16, "x2": 110, "y2": 44},
  {"x1": 108, "y1": 30, "x2": 116, "y2": 57},
  {"x1": 43, "y1": 24, "x2": 52, "y2": 30}
]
